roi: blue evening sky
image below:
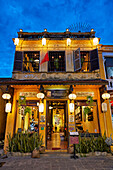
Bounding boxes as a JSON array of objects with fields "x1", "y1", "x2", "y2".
[{"x1": 0, "y1": 0, "x2": 113, "y2": 77}]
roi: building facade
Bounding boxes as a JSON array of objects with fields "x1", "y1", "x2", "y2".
[
  {"x1": 0, "y1": 29, "x2": 113, "y2": 151},
  {"x1": 102, "y1": 46, "x2": 113, "y2": 126}
]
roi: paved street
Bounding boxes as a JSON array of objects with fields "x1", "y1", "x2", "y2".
[{"x1": 0, "y1": 153, "x2": 113, "y2": 170}]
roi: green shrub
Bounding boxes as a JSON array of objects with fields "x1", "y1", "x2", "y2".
[
  {"x1": 75, "y1": 134, "x2": 110, "y2": 154},
  {"x1": 7, "y1": 132, "x2": 43, "y2": 153}
]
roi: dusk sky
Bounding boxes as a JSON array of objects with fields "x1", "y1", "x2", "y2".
[{"x1": 0, "y1": 0, "x2": 113, "y2": 77}]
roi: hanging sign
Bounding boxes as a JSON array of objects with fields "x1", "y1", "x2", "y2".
[
  {"x1": 70, "y1": 136, "x2": 79, "y2": 144},
  {"x1": 76, "y1": 92, "x2": 94, "y2": 97},
  {"x1": 46, "y1": 90, "x2": 68, "y2": 98},
  {"x1": 19, "y1": 92, "x2": 37, "y2": 98}
]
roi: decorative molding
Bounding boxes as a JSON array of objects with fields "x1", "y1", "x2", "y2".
[
  {"x1": 76, "y1": 92, "x2": 94, "y2": 97},
  {"x1": 13, "y1": 72, "x2": 100, "y2": 80},
  {"x1": 19, "y1": 92, "x2": 37, "y2": 98}
]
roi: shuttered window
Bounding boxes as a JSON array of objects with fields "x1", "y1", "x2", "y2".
[
  {"x1": 73, "y1": 48, "x2": 81, "y2": 71},
  {"x1": 73, "y1": 48, "x2": 99, "y2": 72},
  {"x1": 13, "y1": 51, "x2": 23, "y2": 71},
  {"x1": 90, "y1": 49, "x2": 99, "y2": 71}
]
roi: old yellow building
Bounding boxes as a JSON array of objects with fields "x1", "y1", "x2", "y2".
[{"x1": 0, "y1": 29, "x2": 113, "y2": 151}]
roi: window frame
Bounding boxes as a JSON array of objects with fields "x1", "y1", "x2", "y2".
[
  {"x1": 104, "y1": 56, "x2": 113, "y2": 79},
  {"x1": 48, "y1": 51, "x2": 66, "y2": 72},
  {"x1": 22, "y1": 51, "x2": 40, "y2": 73}
]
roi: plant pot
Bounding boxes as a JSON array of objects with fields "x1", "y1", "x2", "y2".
[
  {"x1": 31, "y1": 149, "x2": 40, "y2": 158},
  {"x1": 95, "y1": 151, "x2": 101, "y2": 156},
  {"x1": 101, "y1": 152, "x2": 107, "y2": 156}
]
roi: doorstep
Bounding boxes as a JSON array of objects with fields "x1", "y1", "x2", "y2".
[{"x1": 45, "y1": 149, "x2": 67, "y2": 153}]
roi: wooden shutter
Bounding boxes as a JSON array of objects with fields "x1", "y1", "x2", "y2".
[
  {"x1": 90, "y1": 49, "x2": 99, "y2": 71},
  {"x1": 73, "y1": 48, "x2": 81, "y2": 71},
  {"x1": 13, "y1": 51, "x2": 23, "y2": 71}
]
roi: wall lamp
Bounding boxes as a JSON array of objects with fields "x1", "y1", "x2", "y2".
[
  {"x1": 93, "y1": 37, "x2": 99, "y2": 46},
  {"x1": 42, "y1": 38, "x2": 46, "y2": 46},
  {"x1": 67, "y1": 38, "x2": 71, "y2": 46},
  {"x1": 14, "y1": 38, "x2": 19, "y2": 46}
]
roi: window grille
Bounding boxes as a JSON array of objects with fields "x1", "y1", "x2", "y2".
[
  {"x1": 48, "y1": 51, "x2": 65, "y2": 72},
  {"x1": 23, "y1": 51, "x2": 40, "y2": 72}
]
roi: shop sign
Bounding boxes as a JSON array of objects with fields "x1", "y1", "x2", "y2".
[
  {"x1": 70, "y1": 132, "x2": 79, "y2": 135},
  {"x1": 46, "y1": 90, "x2": 68, "y2": 98},
  {"x1": 76, "y1": 92, "x2": 94, "y2": 97},
  {"x1": 19, "y1": 92, "x2": 37, "y2": 98},
  {"x1": 40, "y1": 124, "x2": 46, "y2": 127},
  {"x1": 69, "y1": 115, "x2": 74, "y2": 122},
  {"x1": 40, "y1": 115, "x2": 45, "y2": 122},
  {"x1": 68, "y1": 124, "x2": 75, "y2": 126},
  {"x1": 70, "y1": 136, "x2": 79, "y2": 144},
  {"x1": 69, "y1": 127, "x2": 75, "y2": 131}
]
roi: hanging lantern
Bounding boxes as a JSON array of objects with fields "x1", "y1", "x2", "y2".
[
  {"x1": 5, "y1": 103, "x2": 11, "y2": 113},
  {"x1": 69, "y1": 93, "x2": 76, "y2": 100},
  {"x1": 2, "y1": 93, "x2": 11, "y2": 100},
  {"x1": 102, "y1": 103, "x2": 107, "y2": 112},
  {"x1": 102, "y1": 93, "x2": 110, "y2": 100},
  {"x1": 14, "y1": 38, "x2": 19, "y2": 46},
  {"x1": 69, "y1": 103, "x2": 74, "y2": 113},
  {"x1": 93, "y1": 37, "x2": 99, "y2": 46},
  {"x1": 42, "y1": 38, "x2": 46, "y2": 46},
  {"x1": 39, "y1": 103, "x2": 44, "y2": 112},
  {"x1": 67, "y1": 38, "x2": 71, "y2": 46},
  {"x1": 37, "y1": 93, "x2": 45, "y2": 99}
]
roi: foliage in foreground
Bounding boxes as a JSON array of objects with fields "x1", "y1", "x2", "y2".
[
  {"x1": 7, "y1": 132, "x2": 43, "y2": 153},
  {"x1": 74, "y1": 134, "x2": 110, "y2": 153}
]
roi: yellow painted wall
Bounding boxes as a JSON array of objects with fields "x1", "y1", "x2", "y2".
[
  {"x1": 83, "y1": 105, "x2": 99, "y2": 133},
  {"x1": 4, "y1": 89, "x2": 18, "y2": 151},
  {"x1": 4, "y1": 84, "x2": 113, "y2": 150},
  {"x1": 39, "y1": 99, "x2": 46, "y2": 147}
]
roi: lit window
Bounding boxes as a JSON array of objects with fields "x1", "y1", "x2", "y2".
[{"x1": 23, "y1": 51, "x2": 40, "y2": 72}]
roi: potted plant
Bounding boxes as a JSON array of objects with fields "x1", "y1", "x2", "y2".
[
  {"x1": 84, "y1": 96, "x2": 94, "y2": 116},
  {"x1": 86, "y1": 96, "x2": 93, "y2": 105},
  {"x1": 84, "y1": 106, "x2": 91, "y2": 116},
  {"x1": 24, "y1": 106, "x2": 31, "y2": 116},
  {"x1": 18, "y1": 96, "x2": 26, "y2": 107}
]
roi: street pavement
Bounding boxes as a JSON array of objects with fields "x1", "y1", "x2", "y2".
[{"x1": 0, "y1": 153, "x2": 113, "y2": 170}]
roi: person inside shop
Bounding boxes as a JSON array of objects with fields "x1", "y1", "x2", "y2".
[{"x1": 55, "y1": 122, "x2": 57, "y2": 132}]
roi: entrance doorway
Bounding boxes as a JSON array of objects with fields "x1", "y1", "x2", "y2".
[{"x1": 46, "y1": 101, "x2": 68, "y2": 150}]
